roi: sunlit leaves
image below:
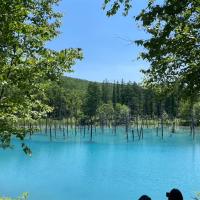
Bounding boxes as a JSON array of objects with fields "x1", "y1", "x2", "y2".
[
  {"x1": 103, "y1": 0, "x2": 200, "y2": 100},
  {"x1": 102, "y1": 0, "x2": 132, "y2": 16},
  {"x1": 0, "y1": 192, "x2": 28, "y2": 200},
  {"x1": 97, "y1": 102, "x2": 114, "y2": 121},
  {"x1": 0, "y1": 0, "x2": 83, "y2": 150},
  {"x1": 134, "y1": 0, "x2": 200, "y2": 99}
]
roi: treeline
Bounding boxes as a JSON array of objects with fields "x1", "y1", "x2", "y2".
[
  {"x1": 46, "y1": 77, "x2": 182, "y2": 123},
  {"x1": 43, "y1": 76, "x2": 200, "y2": 142},
  {"x1": 15, "y1": 78, "x2": 200, "y2": 148}
]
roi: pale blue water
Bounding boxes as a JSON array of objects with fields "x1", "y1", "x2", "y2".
[{"x1": 0, "y1": 127, "x2": 200, "y2": 200}]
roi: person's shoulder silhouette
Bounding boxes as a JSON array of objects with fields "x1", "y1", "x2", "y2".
[
  {"x1": 166, "y1": 188, "x2": 183, "y2": 200},
  {"x1": 138, "y1": 195, "x2": 151, "y2": 200}
]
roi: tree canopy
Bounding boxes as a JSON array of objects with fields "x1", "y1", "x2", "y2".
[
  {"x1": 83, "y1": 82, "x2": 101, "y2": 119},
  {"x1": 0, "y1": 0, "x2": 82, "y2": 151},
  {"x1": 103, "y1": 0, "x2": 200, "y2": 99}
]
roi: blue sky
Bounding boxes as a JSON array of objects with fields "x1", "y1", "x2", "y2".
[{"x1": 47, "y1": 0, "x2": 149, "y2": 83}]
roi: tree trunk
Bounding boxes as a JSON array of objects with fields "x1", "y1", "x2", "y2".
[
  {"x1": 90, "y1": 118, "x2": 93, "y2": 142},
  {"x1": 190, "y1": 102, "x2": 195, "y2": 139},
  {"x1": 66, "y1": 118, "x2": 69, "y2": 137},
  {"x1": 132, "y1": 129, "x2": 134, "y2": 141},
  {"x1": 45, "y1": 117, "x2": 48, "y2": 135},
  {"x1": 171, "y1": 119, "x2": 175, "y2": 133}
]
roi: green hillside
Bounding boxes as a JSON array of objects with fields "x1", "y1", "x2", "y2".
[
  {"x1": 61, "y1": 76, "x2": 113, "y2": 93},
  {"x1": 61, "y1": 76, "x2": 91, "y2": 92}
]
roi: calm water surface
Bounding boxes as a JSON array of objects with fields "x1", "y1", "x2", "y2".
[{"x1": 0, "y1": 127, "x2": 200, "y2": 200}]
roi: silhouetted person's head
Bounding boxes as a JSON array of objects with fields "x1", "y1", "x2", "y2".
[
  {"x1": 138, "y1": 195, "x2": 151, "y2": 200},
  {"x1": 166, "y1": 188, "x2": 183, "y2": 200}
]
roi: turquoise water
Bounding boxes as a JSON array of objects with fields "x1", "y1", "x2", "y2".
[{"x1": 0, "y1": 127, "x2": 200, "y2": 200}]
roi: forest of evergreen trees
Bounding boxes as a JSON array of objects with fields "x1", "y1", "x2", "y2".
[{"x1": 46, "y1": 76, "x2": 198, "y2": 128}]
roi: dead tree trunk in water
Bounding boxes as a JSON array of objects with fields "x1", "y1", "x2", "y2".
[
  {"x1": 161, "y1": 115, "x2": 164, "y2": 139},
  {"x1": 136, "y1": 116, "x2": 139, "y2": 137},
  {"x1": 90, "y1": 118, "x2": 93, "y2": 142},
  {"x1": 66, "y1": 118, "x2": 69, "y2": 137},
  {"x1": 83, "y1": 125, "x2": 86, "y2": 137},
  {"x1": 114, "y1": 123, "x2": 117, "y2": 135},
  {"x1": 125, "y1": 115, "x2": 129, "y2": 142},
  {"x1": 74, "y1": 118, "x2": 77, "y2": 136},
  {"x1": 38, "y1": 119, "x2": 42, "y2": 132},
  {"x1": 171, "y1": 120, "x2": 175, "y2": 133},
  {"x1": 101, "y1": 120, "x2": 104, "y2": 133},
  {"x1": 49, "y1": 123, "x2": 52, "y2": 141},
  {"x1": 146, "y1": 116, "x2": 148, "y2": 128},
  {"x1": 141, "y1": 126, "x2": 144, "y2": 139},
  {"x1": 190, "y1": 102, "x2": 195, "y2": 139},
  {"x1": 141, "y1": 118, "x2": 144, "y2": 139},
  {"x1": 160, "y1": 100, "x2": 164, "y2": 139},
  {"x1": 54, "y1": 122, "x2": 57, "y2": 139},
  {"x1": 138, "y1": 125, "x2": 143, "y2": 140},
  {"x1": 132, "y1": 129, "x2": 134, "y2": 141},
  {"x1": 45, "y1": 117, "x2": 48, "y2": 134},
  {"x1": 62, "y1": 120, "x2": 65, "y2": 139},
  {"x1": 156, "y1": 125, "x2": 159, "y2": 136}
]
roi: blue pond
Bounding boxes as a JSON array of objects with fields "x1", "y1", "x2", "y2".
[{"x1": 0, "y1": 127, "x2": 200, "y2": 200}]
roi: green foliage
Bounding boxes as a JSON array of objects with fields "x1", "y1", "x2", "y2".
[
  {"x1": 61, "y1": 76, "x2": 90, "y2": 92},
  {"x1": 178, "y1": 100, "x2": 191, "y2": 120},
  {"x1": 40, "y1": 75, "x2": 200, "y2": 128},
  {"x1": 179, "y1": 99, "x2": 200, "y2": 123},
  {"x1": 103, "y1": 0, "x2": 200, "y2": 104},
  {"x1": 136, "y1": 1, "x2": 200, "y2": 99},
  {"x1": 114, "y1": 103, "x2": 130, "y2": 124},
  {"x1": 47, "y1": 83, "x2": 68, "y2": 119},
  {"x1": 65, "y1": 89, "x2": 84, "y2": 119},
  {"x1": 47, "y1": 81, "x2": 84, "y2": 121},
  {"x1": 83, "y1": 82, "x2": 101, "y2": 118},
  {"x1": 48, "y1": 77, "x2": 180, "y2": 122},
  {"x1": 102, "y1": 0, "x2": 132, "y2": 16},
  {"x1": 194, "y1": 102, "x2": 200, "y2": 121},
  {"x1": 0, "y1": 193, "x2": 28, "y2": 200},
  {"x1": 101, "y1": 80, "x2": 112, "y2": 103},
  {"x1": 0, "y1": 0, "x2": 83, "y2": 150},
  {"x1": 97, "y1": 102, "x2": 114, "y2": 122},
  {"x1": 115, "y1": 103, "x2": 130, "y2": 116}
]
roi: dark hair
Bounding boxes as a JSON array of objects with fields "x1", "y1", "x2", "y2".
[
  {"x1": 166, "y1": 188, "x2": 183, "y2": 200},
  {"x1": 138, "y1": 195, "x2": 151, "y2": 200}
]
